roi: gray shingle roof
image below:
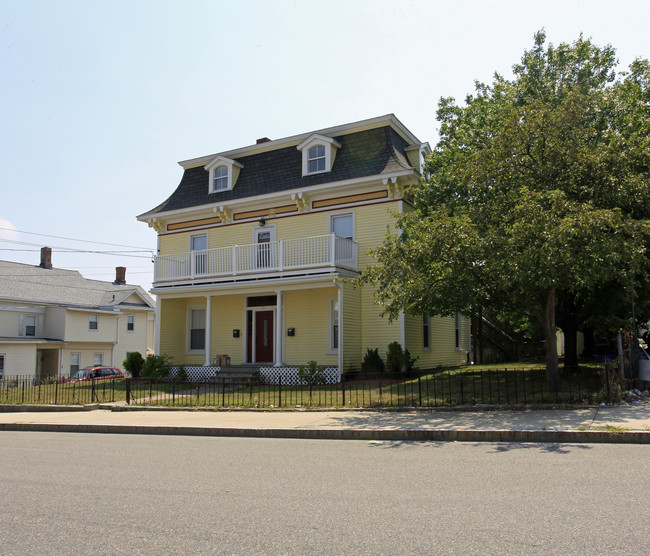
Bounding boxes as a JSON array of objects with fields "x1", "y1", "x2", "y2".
[
  {"x1": 0, "y1": 260, "x2": 154, "y2": 310},
  {"x1": 145, "y1": 125, "x2": 413, "y2": 216}
]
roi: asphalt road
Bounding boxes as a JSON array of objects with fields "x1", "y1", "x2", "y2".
[{"x1": 0, "y1": 432, "x2": 647, "y2": 555}]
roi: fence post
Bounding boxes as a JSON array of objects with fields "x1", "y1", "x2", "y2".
[
  {"x1": 418, "y1": 376, "x2": 422, "y2": 407},
  {"x1": 222, "y1": 378, "x2": 225, "y2": 407},
  {"x1": 91, "y1": 379, "x2": 96, "y2": 403},
  {"x1": 126, "y1": 379, "x2": 131, "y2": 405},
  {"x1": 55, "y1": 379, "x2": 58, "y2": 405},
  {"x1": 278, "y1": 375, "x2": 282, "y2": 408},
  {"x1": 341, "y1": 374, "x2": 345, "y2": 407}
]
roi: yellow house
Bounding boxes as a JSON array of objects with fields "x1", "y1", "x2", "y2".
[
  {"x1": 138, "y1": 115, "x2": 470, "y2": 380},
  {"x1": 0, "y1": 249, "x2": 155, "y2": 379}
]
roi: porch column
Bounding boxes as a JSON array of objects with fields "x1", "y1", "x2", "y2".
[
  {"x1": 204, "y1": 295, "x2": 212, "y2": 366},
  {"x1": 154, "y1": 297, "x2": 161, "y2": 354},
  {"x1": 337, "y1": 282, "x2": 343, "y2": 375},
  {"x1": 274, "y1": 291, "x2": 284, "y2": 366}
]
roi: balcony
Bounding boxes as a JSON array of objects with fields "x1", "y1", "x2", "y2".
[{"x1": 154, "y1": 234, "x2": 358, "y2": 284}]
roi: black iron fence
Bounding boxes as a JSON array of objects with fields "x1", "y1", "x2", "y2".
[
  {"x1": 0, "y1": 366, "x2": 614, "y2": 408},
  {"x1": 0, "y1": 376, "x2": 120, "y2": 405},
  {"x1": 124, "y1": 366, "x2": 610, "y2": 409}
]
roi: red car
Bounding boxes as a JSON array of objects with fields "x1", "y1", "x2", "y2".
[{"x1": 71, "y1": 366, "x2": 124, "y2": 382}]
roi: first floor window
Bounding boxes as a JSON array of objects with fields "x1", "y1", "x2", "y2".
[
  {"x1": 0, "y1": 354, "x2": 4, "y2": 379},
  {"x1": 190, "y1": 308, "x2": 206, "y2": 351},
  {"x1": 330, "y1": 299, "x2": 339, "y2": 351},
  {"x1": 70, "y1": 353, "x2": 80, "y2": 377},
  {"x1": 423, "y1": 315, "x2": 430, "y2": 349},
  {"x1": 89, "y1": 314, "x2": 98, "y2": 330},
  {"x1": 455, "y1": 313, "x2": 462, "y2": 349},
  {"x1": 127, "y1": 315, "x2": 135, "y2": 332},
  {"x1": 94, "y1": 353, "x2": 103, "y2": 366}
]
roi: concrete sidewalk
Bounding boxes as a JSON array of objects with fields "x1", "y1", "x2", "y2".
[{"x1": 1, "y1": 403, "x2": 649, "y2": 443}]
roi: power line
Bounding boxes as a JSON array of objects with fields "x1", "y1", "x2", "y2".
[
  {"x1": 0, "y1": 226, "x2": 152, "y2": 250},
  {"x1": 0, "y1": 239, "x2": 152, "y2": 259}
]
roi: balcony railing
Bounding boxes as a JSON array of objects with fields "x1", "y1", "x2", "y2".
[{"x1": 154, "y1": 234, "x2": 358, "y2": 283}]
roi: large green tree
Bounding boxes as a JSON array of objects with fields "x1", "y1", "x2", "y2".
[{"x1": 359, "y1": 31, "x2": 650, "y2": 391}]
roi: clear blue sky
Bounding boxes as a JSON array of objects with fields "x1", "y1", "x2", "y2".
[{"x1": 1, "y1": 0, "x2": 648, "y2": 291}]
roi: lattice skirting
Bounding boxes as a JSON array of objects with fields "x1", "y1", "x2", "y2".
[
  {"x1": 259, "y1": 366, "x2": 340, "y2": 385},
  {"x1": 169, "y1": 366, "x2": 220, "y2": 381}
]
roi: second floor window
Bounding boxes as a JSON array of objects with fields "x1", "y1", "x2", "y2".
[
  {"x1": 308, "y1": 145, "x2": 326, "y2": 174},
  {"x1": 127, "y1": 315, "x2": 135, "y2": 332},
  {"x1": 89, "y1": 314, "x2": 98, "y2": 330},
  {"x1": 24, "y1": 315, "x2": 36, "y2": 337},
  {"x1": 213, "y1": 165, "x2": 228, "y2": 191}
]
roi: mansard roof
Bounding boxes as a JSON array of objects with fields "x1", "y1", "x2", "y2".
[{"x1": 141, "y1": 117, "x2": 419, "y2": 218}]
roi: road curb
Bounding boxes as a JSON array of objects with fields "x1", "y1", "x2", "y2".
[{"x1": 1, "y1": 422, "x2": 648, "y2": 443}]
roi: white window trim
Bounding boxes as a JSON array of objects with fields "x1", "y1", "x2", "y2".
[
  {"x1": 187, "y1": 306, "x2": 207, "y2": 354},
  {"x1": 189, "y1": 233, "x2": 208, "y2": 251},
  {"x1": 326, "y1": 297, "x2": 339, "y2": 354},
  {"x1": 204, "y1": 156, "x2": 244, "y2": 193},
  {"x1": 20, "y1": 314, "x2": 39, "y2": 337},
  {"x1": 126, "y1": 315, "x2": 135, "y2": 333},
  {"x1": 297, "y1": 134, "x2": 341, "y2": 177},
  {"x1": 0, "y1": 354, "x2": 5, "y2": 379},
  {"x1": 455, "y1": 313, "x2": 462, "y2": 350},
  {"x1": 89, "y1": 314, "x2": 98, "y2": 331},
  {"x1": 329, "y1": 211, "x2": 355, "y2": 240},
  {"x1": 93, "y1": 353, "x2": 103, "y2": 366}
]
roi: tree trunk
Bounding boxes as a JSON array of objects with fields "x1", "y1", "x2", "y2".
[{"x1": 539, "y1": 287, "x2": 559, "y2": 392}]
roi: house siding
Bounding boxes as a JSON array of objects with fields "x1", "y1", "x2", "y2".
[
  {"x1": 210, "y1": 294, "x2": 246, "y2": 365},
  {"x1": 284, "y1": 287, "x2": 338, "y2": 367},
  {"x1": 341, "y1": 281, "x2": 362, "y2": 371}
]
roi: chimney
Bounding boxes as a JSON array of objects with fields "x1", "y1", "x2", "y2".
[
  {"x1": 114, "y1": 266, "x2": 126, "y2": 285},
  {"x1": 39, "y1": 247, "x2": 53, "y2": 269},
  {"x1": 256, "y1": 137, "x2": 271, "y2": 144}
]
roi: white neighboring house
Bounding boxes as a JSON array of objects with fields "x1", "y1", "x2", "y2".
[{"x1": 0, "y1": 248, "x2": 155, "y2": 379}]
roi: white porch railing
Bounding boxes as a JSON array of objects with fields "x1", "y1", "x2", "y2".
[{"x1": 154, "y1": 234, "x2": 358, "y2": 282}]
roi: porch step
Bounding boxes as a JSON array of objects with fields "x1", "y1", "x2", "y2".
[{"x1": 210, "y1": 365, "x2": 261, "y2": 381}]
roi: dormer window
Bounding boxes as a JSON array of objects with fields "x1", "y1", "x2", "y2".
[
  {"x1": 205, "y1": 156, "x2": 243, "y2": 193},
  {"x1": 213, "y1": 165, "x2": 228, "y2": 191},
  {"x1": 297, "y1": 134, "x2": 342, "y2": 177},
  {"x1": 308, "y1": 145, "x2": 326, "y2": 173}
]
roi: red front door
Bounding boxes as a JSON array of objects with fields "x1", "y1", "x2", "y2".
[{"x1": 254, "y1": 310, "x2": 274, "y2": 362}]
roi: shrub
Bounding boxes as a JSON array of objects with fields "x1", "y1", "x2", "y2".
[
  {"x1": 141, "y1": 354, "x2": 173, "y2": 379},
  {"x1": 175, "y1": 365, "x2": 189, "y2": 383},
  {"x1": 361, "y1": 348, "x2": 385, "y2": 373},
  {"x1": 386, "y1": 341, "x2": 418, "y2": 373},
  {"x1": 123, "y1": 352, "x2": 145, "y2": 378},
  {"x1": 298, "y1": 360, "x2": 326, "y2": 386}
]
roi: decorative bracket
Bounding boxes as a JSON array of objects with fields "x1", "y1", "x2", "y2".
[
  {"x1": 215, "y1": 205, "x2": 232, "y2": 224},
  {"x1": 291, "y1": 192, "x2": 310, "y2": 212},
  {"x1": 383, "y1": 177, "x2": 404, "y2": 199},
  {"x1": 147, "y1": 219, "x2": 164, "y2": 233}
]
